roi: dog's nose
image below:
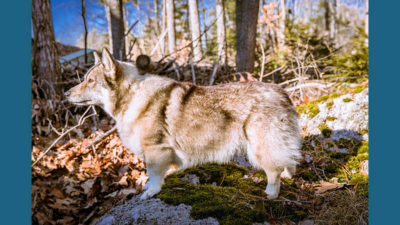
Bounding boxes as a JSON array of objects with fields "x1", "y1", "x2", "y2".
[{"x1": 64, "y1": 91, "x2": 71, "y2": 97}]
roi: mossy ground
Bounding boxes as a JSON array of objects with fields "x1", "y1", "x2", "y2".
[
  {"x1": 155, "y1": 138, "x2": 368, "y2": 224},
  {"x1": 157, "y1": 163, "x2": 310, "y2": 225}
]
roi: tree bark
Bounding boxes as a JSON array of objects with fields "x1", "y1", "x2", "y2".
[
  {"x1": 365, "y1": 0, "x2": 368, "y2": 36},
  {"x1": 188, "y1": 0, "x2": 203, "y2": 61},
  {"x1": 161, "y1": 0, "x2": 166, "y2": 55},
  {"x1": 166, "y1": 0, "x2": 176, "y2": 54},
  {"x1": 216, "y1": 0, "x2": 226, "y2": 65},
  {"x1": 81, "y1": 0, "x2": 88, "y2": 63},
  {"x1": 154, "y1": 0, "x2": 160, "y2": 33},
  {"x1": 200, "y1": 0, "x2": 208, "y2": 49},
  {"x1": 105, "y1": 0, "x2": 126, "y2": 60},
  {"x1": 32, "y1": 0, "x2": 61, "y2": 96},
  {"x1": 277, "y1": 0, "x2": 286, "y2": 51},
  {"x1": 235, "y1": 0, "x2": 259, "y2": 72}
]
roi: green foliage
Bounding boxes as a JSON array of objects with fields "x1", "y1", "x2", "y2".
[{"x1": 328, "y1": 28, "x2": 369, "y2": 82}]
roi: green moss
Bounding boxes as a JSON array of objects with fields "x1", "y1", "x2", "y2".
[
  {"x1": 350, "y1": 174, "x2": 369, "y2": 196},
  {"x1": 297, "y1": 103, "x2": 320, "y2": 119},
  {"x1": 357, "y1": 154, "x2": 368, "y2": 161},
  {"x1": 326, "y1": 116, "x2": 337, "y2": 121},
  {"x1": 318, "y1": 124, "x2": 332, "y2": 138},
  {"x1": 342, "y1": 98, "x2": 353, "y2": 103},
  {"x1": 329, "y1": 93, "x2": 341, "y2": 98},
  {"x1": 352, "y1": 85, "x2": 367, "y2": 94},
  {"x1": 326, "y1": 101, "x2": 334, "y2": 109},
  {"x1": 314, "y1": 95, "x2": 330, "y2": 104},
  {"x1": 357, "y1": 142, "x2": 369, "y2": 154},
  {"x1": 157, "y1": 163, "x2": 306, "y2": 224}
]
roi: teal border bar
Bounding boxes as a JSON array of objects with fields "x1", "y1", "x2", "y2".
[
  {"x1": 370, "y1": 0, "x2": 400, "y2": 224},
  {"x1": 0, "y1": 1, "x2": 31, "y2": 224}
]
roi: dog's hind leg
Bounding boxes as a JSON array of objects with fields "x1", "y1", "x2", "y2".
[{"x1": 140, "y1": 147, "x2": 175, "y2": 200}]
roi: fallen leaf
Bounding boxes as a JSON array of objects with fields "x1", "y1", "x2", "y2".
[{"x1": 315, "y1": 181, "x2": 345, "y2": 194}]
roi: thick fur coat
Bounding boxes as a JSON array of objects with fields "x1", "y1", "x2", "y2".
[{"x1": 66, "y1": 49, "x2": 302, "y2": 200}]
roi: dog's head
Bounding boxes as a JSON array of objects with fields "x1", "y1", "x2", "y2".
[{"x1": 65, "y1": 48, "x2": 152, "y2": 110}]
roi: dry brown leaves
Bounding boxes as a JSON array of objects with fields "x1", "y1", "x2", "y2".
[{"x1": 32, "y1": 132, "x2": 147, "y2": 225}]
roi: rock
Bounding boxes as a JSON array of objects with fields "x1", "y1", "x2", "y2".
[
  {"x1": 360, "y1": 160, "x2": 369, "y2": 176},
  {"x1": 94, "y1": 196, "x2": 219, "y2": 225},
  {"x1": 299, "y1": 219, "x2": 314, "y2": 225},
  {"x1": 299, "y1": 88, "x2": 368, "y2": 140},
  {"x1": 181, "y1": 174, "x2": 200, "y2": 186}
]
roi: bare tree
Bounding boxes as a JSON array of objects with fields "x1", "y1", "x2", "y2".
[
  {"x1": 104, "y1": 0, "x2": 126, "y2": 60},
  {"x1": 161, "y1": 0, "x2": 166, "y2": 55},
  {"x1": 200, "y1": 0, "x2": 208, "y2": 49},
  {"x1": 277, "y1": 0, "x2": 286, "y2": 51},
  {"x1": 154, "y1": 0, "x2": 160, "y2": 33},
  {"x1": 81, "y1": 0, "x2": 88, "y2": 63},
  {"x1": 188, "y1": 0, "x2": 203, "y2": 61},
  {"x1": 236, "y1": 0, "x2": 259, "y2": 72},
  {"x1": 365, "y1": 0, "x2": 368, "y2": 36},
  {"x1": 216, "y1": 0, "x2": 226, "y2": 65},
  {"x1": 166, "y1": 0, "x2": 176, "y2": 54},
  {"x1": 32, "y1": 0, "x2": 61, "y2": 96},
  {"x1": 323, "y1": 0, "x2": 338, "y2": 46}
]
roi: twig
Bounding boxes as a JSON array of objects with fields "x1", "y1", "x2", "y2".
[
  {"x1": 190, "y1": 59, "x2": 196, "y2": 85},
  {"x1": 209, "y1": 60, "x2": 219, "y2": 86},
  {"x1": 32, "y1": 106, "x2": 95, "y2": 167},
  {"x1": 285, "y1": 82, "x2": 327, "y2": 92},
  {"x1": 258, "y1": 41, "x2": 266, "y2": 82},
  {"x1": 124, "y1": 20, "x2": 139, "y2": 37},
  {"x1": 173, "y1": 62, "x2": 181, "y2": 80},
  {"x1": 86, "y1": 125, "x2": 117, "y2": 149},
  {"x1": 150, "y1": 29, "x2": 168, "y2": 56},
  {"x1": 261, "y1": 66, "x2": 285, "y2": 79},
  {"x1": 158, "y1": 16, "x2": 219, "y2": 63}
]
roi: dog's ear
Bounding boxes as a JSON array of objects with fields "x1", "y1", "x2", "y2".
[
  {"x1": 136, "y1": 55, "x2": 152, "y2": 75},
  {"x1": 94, "y1": 51, "x2": 101, "y2": 64},
  {"x1": 102, "y1": 48, "x2": 117, "y2": 80}
]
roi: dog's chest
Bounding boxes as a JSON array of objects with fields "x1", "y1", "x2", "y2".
[{"x1": 117, "y1": 124, "x2": 144, "y2": 158}]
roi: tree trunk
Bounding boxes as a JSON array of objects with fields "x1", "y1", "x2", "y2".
[
  {"x1": 81, "y1": 0, "x2": 88, "y2": 63},
  {"x1": 32, "y1": 0, "x2": 61, "y2": 96},
  {"x1": 277, "y1": 0, "x2": 286, "y2": 51},
  {"x1": 216, "y1": 0, "x2": 226, "y2": 65},
  {"x1": 188, "y1": 0, "x2": 203, "y2": 61},
  {"x1": 330, "y1": 0, "x2": 337, "y2": 46},
  {"x1": 105, "y1": 0, "x2": 126, "y2": 60},
  {"x1": 154, "y1": 0, "x2": 160, "y2": 33},
  {"x1": 365, "y1": 0, "x2": 368, "y2": 36},
  {"x1": 166, "y1": 0, "x2": 176, "y2": 54},
  {"x1": 200, "y1": 0, "x2": 208, "y2": 49},
  {"x1": 161, "y1": 0, "x2": 166, "y2": 55},
  {"x1": 235, "y1": 0, "x2": 259, "y2": 72}
]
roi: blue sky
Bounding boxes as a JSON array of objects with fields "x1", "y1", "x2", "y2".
[
  {"x1": 51, "y1": 0, "x2": 215, "y2": 46},
  {"x1": 50, "y1": 0, "x2": 364, "y2": 46}
]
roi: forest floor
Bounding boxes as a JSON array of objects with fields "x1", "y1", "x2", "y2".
[{"x1": 31, "y1": 60, "x2": 368, "y2": 225}]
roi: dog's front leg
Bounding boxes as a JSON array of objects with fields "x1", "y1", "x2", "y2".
[{"x1": 140, "y1": 147, "x2": 174, "y2": 200}]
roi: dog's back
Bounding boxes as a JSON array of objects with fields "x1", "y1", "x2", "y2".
[{"x1": 126, "y1": 78, "x2": 302, "y2": 184}]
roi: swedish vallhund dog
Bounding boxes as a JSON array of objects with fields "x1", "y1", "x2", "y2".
[{"x1": 66, "y1": 48, "x2": 302, "y2": 200}]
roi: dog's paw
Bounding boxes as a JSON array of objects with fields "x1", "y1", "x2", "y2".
[
  {"x1": 140, "y1": 188, "x2": 160, "y2": 200},
  {"x1": 265, "y1": 185, "x2": 279, "y2": 200},
  {"x1": 265, "y1": 191, "x2": 279, "y2": 200}
]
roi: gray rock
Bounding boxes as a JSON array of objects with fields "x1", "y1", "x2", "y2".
[
  {"x1": 94, "y1": 196, "x2": 219, "y2": 225},
  {"x1": 299, "y1": 88, "x2": 368, "y2": 141}
]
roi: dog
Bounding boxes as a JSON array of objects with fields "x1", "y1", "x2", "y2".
[{"x1": 66, "y1": 48, "x2": 302, "y2": 200}]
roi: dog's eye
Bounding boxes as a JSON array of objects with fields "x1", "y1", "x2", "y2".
[{"x1": 88, "y1": 78, "x2": 94, "y2": 83}]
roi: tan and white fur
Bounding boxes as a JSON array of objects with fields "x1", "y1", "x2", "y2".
[{"x1": 66, "y1": 48, "x2": 302, "y2": 200}]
